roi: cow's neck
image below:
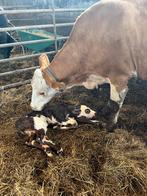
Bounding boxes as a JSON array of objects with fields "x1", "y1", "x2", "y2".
[{"x1": 50, "y1": 42, "x2": 82, "y2": 85}]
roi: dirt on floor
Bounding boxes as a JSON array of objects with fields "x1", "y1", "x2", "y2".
[{"x1": 0, "y1": 78, "x2": 147, "y2": 196}]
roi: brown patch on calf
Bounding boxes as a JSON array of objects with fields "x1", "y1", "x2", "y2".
[{"x1": 23, "y1": 128, "x2": 63, "y2": 157}]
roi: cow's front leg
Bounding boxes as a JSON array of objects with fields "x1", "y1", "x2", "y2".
[
  {"x1": 105, "y1": 87, "x2": 128, "y2": 131},
  {"x1": 113, "y1": 87, "x2": 128, "y2": 124}
]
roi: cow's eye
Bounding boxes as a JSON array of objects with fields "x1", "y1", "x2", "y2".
[
  {"x1": 39, "y1": 92, "x2": 45, "y2": 96},
  {"x1": 85, "y1": 108, "x2": 91, "y2": 114}
]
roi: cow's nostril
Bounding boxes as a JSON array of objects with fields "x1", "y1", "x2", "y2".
[{"x1": 30, "y1": 104, "x2": 41, "y2": 111}]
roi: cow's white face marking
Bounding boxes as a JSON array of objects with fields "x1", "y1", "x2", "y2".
[
  {"x1": 33, "y1": 115, "x2": 48, "y2": 133},
  {"x1": 31, "y1": 69, "x2": 57, "y2": 111},
  {"x1": 78, "y1": 105, "x2": 96, "y2": 119}
]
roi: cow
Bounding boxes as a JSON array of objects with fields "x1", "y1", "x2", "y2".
[{"x1": 30, "y1": 0, "x2": 147, "y2": 127}]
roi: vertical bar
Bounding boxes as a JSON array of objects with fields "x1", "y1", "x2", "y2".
[{"x1": 51, "y1": 0, "x2": 58, "y2": 52}]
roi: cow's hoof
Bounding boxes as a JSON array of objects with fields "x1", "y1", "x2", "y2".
[{"x1": 106, "y1": 123, "x2": 117, "y2": 132}]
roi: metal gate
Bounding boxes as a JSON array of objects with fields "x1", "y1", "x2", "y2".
[{"x1": 0, "y1": 0, "x2": 85, "y2": 91}]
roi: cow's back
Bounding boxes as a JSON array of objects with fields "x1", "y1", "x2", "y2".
[
  {"x1": 52, "y1": 0, "x2": 147, "y2": 92},
  {"x1": 70, "y1": 0, "x2": 141, "y2": 90}
]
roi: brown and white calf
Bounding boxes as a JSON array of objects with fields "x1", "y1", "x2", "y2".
[
  {"x1": 31, "y1": 0, "x2": 147, "y2": 125},
  {"x1": 16, "y1": 94, "x2": 101, "y2": 157}
]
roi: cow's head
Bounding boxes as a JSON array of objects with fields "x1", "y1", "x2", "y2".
[
  {"x1": 30, "y1": 68, "x2": 57, "y2": 111},
  {"x1": 31, "y1": 54, "x2": 65, "y2": 111}
]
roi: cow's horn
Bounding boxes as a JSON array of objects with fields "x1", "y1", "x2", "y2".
[{"x1": 39, "y1": 53, "x2": 50, "y2": 70}]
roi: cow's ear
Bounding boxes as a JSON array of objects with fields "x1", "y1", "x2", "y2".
[{"x1": 39, "y1": 53, "x2": 50, "y2": 71}]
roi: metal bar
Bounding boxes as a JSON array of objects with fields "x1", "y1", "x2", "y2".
[
  {"x1": 0, "y1": 7, "x2": 83, "y2": 91},
  {"x1": 0, "y1": 8, "x2": 85, "y2": 15},
  {"x1": 0, "y1": 80, "x2": 31, "y2": 91},
  {"x1": 0, "y1": 23, "x2": 74, "y2": 32},
  {"x1": 3, "y1": 6, "x2": 31, "y2": 9},
  {"x1": 52, "y1": 0, "x2": 58, "y2": 52},
  {"x1": 0, "y1": 66, "x2": 39, "y2": 77},
  {"x1": 0, "y1": 51, "x2": 56, "y2": 64},
  {"x1": 0, "y1": 36, "x2": 68, "y2": 48}
]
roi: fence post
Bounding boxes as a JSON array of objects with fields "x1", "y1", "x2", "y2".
[{"x1": 52, "y1": 0, "x2": 58, "y2": 52}]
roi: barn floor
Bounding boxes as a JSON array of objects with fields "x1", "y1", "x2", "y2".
[{"x1": 0, "y1": 79, "x2": 147, "y2": 196}]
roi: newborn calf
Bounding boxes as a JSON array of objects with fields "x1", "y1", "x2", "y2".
[{"x1": 15, "y1": 103, "x2": 96, "y2": 157}]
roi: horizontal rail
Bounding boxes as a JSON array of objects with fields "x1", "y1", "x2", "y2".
[
  {"x1": 0, "y1": 80, "x2": 31, "y2": 91},
  {"x1": 0, "y1": 66, "x2": 39, "y2": 77},
  {"x1": 0, "y1": 50, "x2": 56, "y2": 64},
  {"x1": 0, "y1": 7, "x2": 85, "y2": 91},
  {"x1": 0, "y1": 23, "x2": 74, "y2": 32},
  {"x1": 0, "y1": 36, "x2": 68, "y2": 48},
  {"x1": 2, "y1": 5, "x2": 31, "y2": 9},
  {"x1": 0, "y1": 8, "x2": 85, "y2": 15}
]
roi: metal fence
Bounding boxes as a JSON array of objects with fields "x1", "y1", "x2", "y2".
[{"x1": 0, "y1": 0, "x2": 85, "y2": 91}]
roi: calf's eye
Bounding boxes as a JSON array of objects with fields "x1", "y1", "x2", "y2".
[{"x1": 85, "y1": 108, "x2": 91, "y2": 114}]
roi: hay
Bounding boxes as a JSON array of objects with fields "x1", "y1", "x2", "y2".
[{"x1": 0, "y1": 79, "x2": 147, "y2": 196}]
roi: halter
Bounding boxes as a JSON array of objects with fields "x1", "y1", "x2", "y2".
[{"x1": 45, "y1": 66, "x2": 60, "y2": 82}]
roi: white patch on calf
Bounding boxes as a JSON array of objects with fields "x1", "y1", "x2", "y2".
[
  {"x1": 33, "y1": 115, "x2": 48, "y2": 133},
  {"x1": 42, "y1": 136, "x2": 55, "y2": 145},
  {"x1": 78, "y1": 105, "x2": 96, "y2": 119},
  {"x1": 60, "y1": 117, "x2": 78, "y2": 129},
  {"x1": 58, "y1": 147, "x2": 63, "y2": 154},
  {"x1": 51, "y1": 116, "x2": 58, "y2": 124},
  {"x1": 46, "y1": 152, "x2": 53, "y2": 157},
  {"x1": 47, "y1": 115, "x2": 58, "y2": 127}
]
